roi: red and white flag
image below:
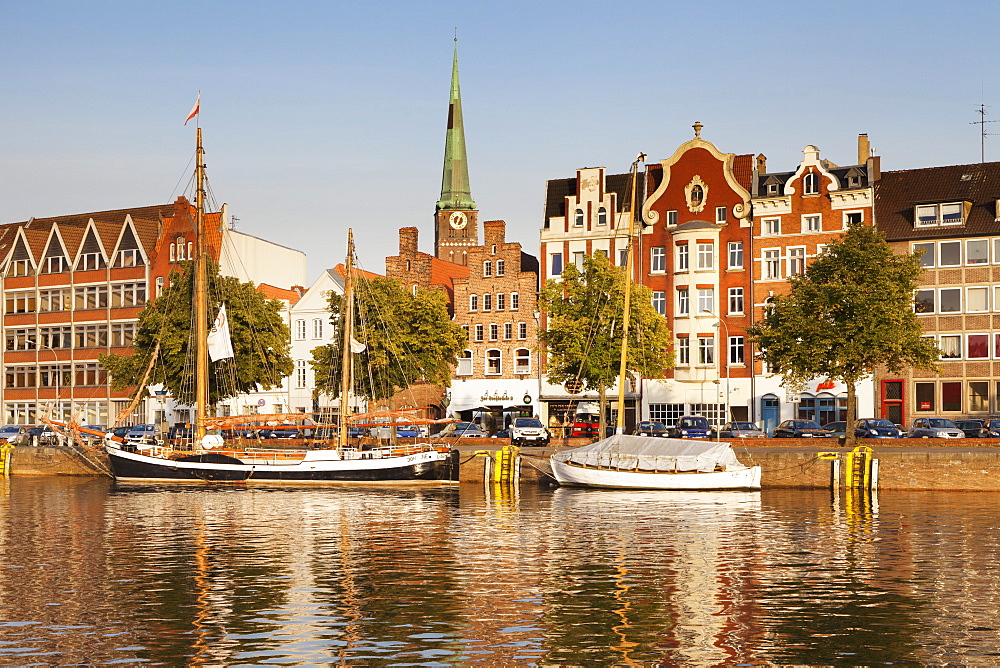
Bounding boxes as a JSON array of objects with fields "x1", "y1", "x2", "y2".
[{"x1": 184, "y1": 92, "x2": 200, "y2": 126}]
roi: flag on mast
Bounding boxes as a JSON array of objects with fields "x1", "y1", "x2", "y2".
[
  {"x1": 207, "y1": 305, "x2": 235, "y2": 361},
  {"x1": 184, "y1": 91, "x2": 201, "y2": 126}
]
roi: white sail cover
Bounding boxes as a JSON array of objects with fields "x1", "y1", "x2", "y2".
[{"x1": 551, "y1": 435, "x2": 741, "y2": 472}]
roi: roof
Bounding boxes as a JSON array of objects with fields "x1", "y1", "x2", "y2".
[
  {"x1": 257, "y1": 284, "x2": 302, "y2": 303},
  {"x1": 332, "y1": 263, "x2": 383, "y2": 281},
  {"x1": 875, "y1": 161, "x2": 1000, "y2": 241},
  {"x1": 428, "y1": 255, "x2": 470, "y2": 287},
  {"x1": 543, "y1": 170, "x2": 644, "y2": 222},
  {"x1": 732, "y1": 154, "x2": 755, "y2": 191}
]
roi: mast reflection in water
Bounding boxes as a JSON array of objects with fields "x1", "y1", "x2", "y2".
[{"x1": 1, "y1": 477, "x2": 999, "y2": 665}]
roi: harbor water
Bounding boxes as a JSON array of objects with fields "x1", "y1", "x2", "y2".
[{"x1": 1, "y1": 477, "x2": 999, "y2": 665}]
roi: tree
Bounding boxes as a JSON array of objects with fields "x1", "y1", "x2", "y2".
[
  {"x1": 100, "y1": 261, "x2": 293, "y2": 407},
  {"x1": 746, "y1": 222, "x2": 939, "y2": 445},
  {"x1": 540, "y1": 253, "x2": 673, "y2": 436},
  {"x1": 310, "y1": 276, "x2": 466, "y2": 403}
]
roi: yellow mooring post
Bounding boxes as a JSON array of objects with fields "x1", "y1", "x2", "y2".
[
  {"x1": 845, "y1": 445, "x2": 875, "y2": 490},
  {"x1": 0, "y1": 442, "x2": 13, "y2": 477},
  {"x1": 490, "y1": 445, "x2": 520, "y2": 484}
]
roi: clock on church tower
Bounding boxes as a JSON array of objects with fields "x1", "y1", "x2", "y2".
[{"x1": 435, "y1": 208, "x2": 478, "y2": 265}]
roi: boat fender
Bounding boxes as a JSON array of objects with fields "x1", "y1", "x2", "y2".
[{"x1": 202, "y1": 434, "x2": 224, "y2": 449}]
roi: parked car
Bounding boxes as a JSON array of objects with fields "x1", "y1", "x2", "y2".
[
  {"x1": 854, "y1": 418, "x2": 904, "y2": 439},
  {"x1": 80, "y1": 424, "x2": 108, "y2": 445},
  {"x1": 982, "y1": 419, "x2": 1000, "y2": 437},
  {"x1": 906, "y1": 418, "x2": 964, "y2": 439},
  {"x1": 508, "y1": 417, "x2": 550, "y2": 446},
  {"x1": 0, "y1": 425, "x2": 22, "y2": 443},
  {"x1": 20, "y1": 425, "x2": 57, "y2": 445},
  {"x1": 441, "y1": 422, "x2": 487, "y2": 438},
  {"x1": 953, "y1": 419, "x2": 988, "y2": 438},
  {"x1": 668, "y1": 416, "x2": 712, "y2": 439},
  {"x1": 110, "y1": 425, "x2": 132, "y2": 440},
  {"x1": 124, "y1": 424, "x2": 157, "y2": 444},
  {"x1": 773, "y1": 420, "x2": 833, "y2": 438},
  {"x1": 634, "y1": 421, "x2": 668, "y2": 437},
  {"x1": 492, "y1": 428, "x2": 511, "y2": 439},
  {"x1": 822, "y1": 421, "x2": 848, "y2": 439},
  {"x1": 715, "y1": 422, "x2": 766, "y2": 439}
]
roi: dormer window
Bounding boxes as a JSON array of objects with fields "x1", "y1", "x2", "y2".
[
  {"x1": 574, "y1": 209, "x2": 584, "y2": 227},
  {"x1": 767, "y1": 183, "x2": 779, "y2": 196},
  {"x1": 915, "y1": 202, "x2": 966, "y2": 228},
  {"x1": 803, "y1": 173, "x2": 819, "y2": 195}
]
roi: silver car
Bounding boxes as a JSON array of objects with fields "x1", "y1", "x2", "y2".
[
  {"x1": 906, "y1": 417, "x2": 964, "y2": 439},
  {"x1": 716, "y1": 421, "x2": 766, "y2": 439}
]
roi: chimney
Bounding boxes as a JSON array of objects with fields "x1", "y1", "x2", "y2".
[
  {"x1": 483, "y1": 220, "x2": 505, "y2": 245},
  {"x1": 399, "y1": 227, "x2": 418, "y2": 255},
  {"x1": 867, "y1": 155, "x2": 881, "y2": 183},
  {"x1": 858, "y1": 134, "x2": 871, "y2": 165},
  {"x1": 756, "y1": 154, "x2": 767, "y2": 173}
]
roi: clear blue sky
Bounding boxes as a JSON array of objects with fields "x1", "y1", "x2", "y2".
[{"x1": 2, "y1": 0, "x2": 997, "y2": 282}]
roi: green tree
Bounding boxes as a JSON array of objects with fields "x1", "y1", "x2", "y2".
[
  {"x1": 310, "y1": 277, "x2": 466, "y2": 403},
  {"x1": 540, "y1": 253, "x2": 673, "y2": 436},
  {"x1": 100, "y1": 261, "x2": 293, "y2": 407},
  {"x1": 746, "y1": 222, "x2": 939, "y2": 445}
]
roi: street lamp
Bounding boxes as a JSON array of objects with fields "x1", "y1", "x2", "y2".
[{"x1": 701, "y1": 310, "x2": 730, "y2": 436}]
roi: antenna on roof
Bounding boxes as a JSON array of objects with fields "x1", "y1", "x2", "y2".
[
  {"x1": 970, "y1": 103, "x2": 999, "y2": 163},
  {"x1": 229, "y1": 215, "x2": 239, "y2": 231}
]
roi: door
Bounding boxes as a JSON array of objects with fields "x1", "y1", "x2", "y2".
[
  {"x1": 761, "y1": 394, "x2": 780, "y2": 436},
  {"x1": 881, "y1": 380, "x2": 904, "y2": 427}
]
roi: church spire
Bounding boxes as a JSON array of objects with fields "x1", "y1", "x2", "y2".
[{"x1": 436, "y1": 42, "x2": 475, "y2": 211}]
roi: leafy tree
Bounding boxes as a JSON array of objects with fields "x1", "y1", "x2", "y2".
[
  {"x1": 310, "y1": 276, "x2": 466, "y2": 403},
  {"x1": 100, "y1": 261, "x2": 293, "y2": 407},
  {"x1": 540, "y1": 253, "x2": 673, "y2": 436},
  {"x1": 746, "y1": 222, "x2": 939, "y2": 445}
]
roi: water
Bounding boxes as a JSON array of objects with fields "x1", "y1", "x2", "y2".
[{"x1": 2, "y1": 478, "x2": 1000, "y2": 666}]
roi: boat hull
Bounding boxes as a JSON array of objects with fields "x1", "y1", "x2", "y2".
[
  {"x1": 107, "y1": 447, "x2": 460, "y2": 485},
  {"x1": 551, "y1": 459, "x2": 762, "y2": 490}
]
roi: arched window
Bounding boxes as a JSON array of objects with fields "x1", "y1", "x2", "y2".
[
  {"x1": 155, "y1": 276, "x2": 164, "y2": 299},
  {"x1": 176, "y1": 237, "x2": 186, "y2": 261},
  {"x1": 485, "y1": 349, "x2": 501, "y2": 375},
  {"x1": 169, "y1": 243, "x2": 176, "y2": 262},
  {"x1": 187, "y1": 242, "x2": 194, "y2": 259},
  {"x1": 456, "y1": 349, "x2": 473, "y2": 376},
  {"x1": 405, "y1": 259, "x2": 411, "y2": 271},
  {"x1": 690, "y1": 185, "x2": 704, "y2": 204},
  {"x1": 574, "y1": 209, "x2": 584, "y2": 226},
  {"x1": 597, "y1": 207, "x2": 608, "y2": 225},
  {"x1": 514, "y1": 348, "x2": 531, "y2": 374},
  {"x1": 803, "y1": 172, "x2": 819, "y2": 195}
]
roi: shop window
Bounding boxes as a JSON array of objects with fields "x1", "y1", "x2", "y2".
[{"x1": 915, "y1": 382, "x2": 935, "y2": 411}]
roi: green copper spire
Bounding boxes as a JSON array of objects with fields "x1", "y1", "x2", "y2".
[{"x1": 436, "y1": 43, "x2": 476, "y2": 211}]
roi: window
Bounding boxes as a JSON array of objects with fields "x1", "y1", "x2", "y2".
[
  {"x1": 915, "y1": 290, "x2": 935, "y2": 313},
  {"x1": 461, "y1": 324, "x2": 469, "y2": 340},
  {"x1": 7, "y1": 259, "x2": 31, "y2": 277},
  {"x1": 728, "y1": 242, "x2": 743, "y2": 269},
  {"x1": 696, "y1": 243, "x2": 714, "y2": 269},
  {"x1": 967, "y1": 287, "x2": 989, "y2": 312},
  {"x1": 73, "y1": 285, "x2": 109, "y2": 310},
  {"x1": 716, "y1": 206, "x2": 727, "y2": 223},
  {"x1": 914, "y1": 242, "x2": 935, "y2": 268},
  {"x1": 76, "y1": 362, "x2": 106, "y2": 387},
  {"x1": 483, "y1": 261, "x2": 492, "y2": 277},
  {"x1": 916, "y1": 202, "x2": 965, "y2": 227},
  {"x1": 6, "y1": 366, "x2": 35, "y2": 388},
  {"x1": 470, "y1": 294, "x2": 479, "y2": 311},
  {"x1": 697, "y1": 288, "x2": 714, "y2": 314},
  {"x1": 510, "y1": 293, "x2": 519, "y2": 310},
  {"x1": 968, "y1": 334, "x2": 989, "y2": 359},
  {"x1": 939, "y1": 288, "x2": 961, "y2": 313},
  {"x1": 676, "y1": 245, "x2": 688, "y2": 271},
  {"x1": 312, "y1": 319, "x2": 323, "y2": 339},
  {"x1": 496, "y1": 293, "x2": 506, "y2": 310},
  {"x1": 803, "y1": 172, "x2": 819, "y2": 194},
  {"x1": 5, "y1": 291, "x2": 37, "y2": 314},
  {"x1": 677, "y1": 288, "x2": 689, "y2": 315},
  {"x1": 667, "y1": 210, "x2": 678, "y2": 226},
  {"x1": 78, "y1": 252, "x2": 105, "y2": 271},
  {"x1": 110, "y1": 283, "x2": 146, "y2": 308},
  {"x1": 763, "y1": 249, "x2": 781, "y2": 279},
  {"x1": 514, "y1": 348, "x2": 531, "y2": 374},
  {"x1": 572, "y1": 251, "x2": 585, "y2": 269},
  {"x1": 649, "y1": 403, "x2": 685, "y2": 424},
  {"x1": 43, "y1": 256, "x2": 67, "y2": 274},
  {"x1": 969, "y1": 381, "x2": 989, "y2": 412},
  {"x1": 618, "y1": 249, "x2": 629, "y2": 267},
  {"x1": 456, "y1": 350, "x2": 473, "y2": 376},
  {"x1": 296, "y1": 360, "x2": 307, "y2": 388},
  {"x1": 763, "y1": 218, "x2": 780, "y2": 235},
  {"x1": 73, "y1": 324, "x2": 106, "y2": 349},
  {"x1": 474, "y1": 324, "x2": 484, "y2": 342},
  {"x1": 690, "y1": 185, "x2": 704, "y2": 205},
  {"x1": 729, "y1": 336, "x2": 745, "y2": 364},
  {"x1": 518, "y1": 322, "x2": 527, "y2": 339},
  {"x1": 939, "y1": 335, "x2": 961, "y2": 359},
  {"x1": 788, "y1": 247, "x2": 806, "y2": 276},
  {"x1": 677, "y1": 337, "x2": 690, "y2": 365},
  {"x1": 295, "y1": 319, "x2": 306, "y2": 340},
  {"x1": 550, "y1": 254, "x2": 562, "y2": 276},
  {"x1": 915, "y1": 382, "x2": 935, "y2": 411},
  {"x1": 939, "y1": 241, "x2": 961, "y2": 267},
  {"x1": 968, "y1": 240, "x2": 989, "y2": 265},
  {"x1": 651, "y1": 247, "x2": 666, "y2": 272},
  {"x1": 845, "y1": 212, "x2": 863, "y2": 226},
  {"x1": 698, "y1": 337, "x2": 714, "y2": 365},
  {"x1": 155, "y1": 277, "x2": 164, "y2": 300},
  {"x1": 489, "y1": 323, "x2": 499, "y2": 341},
  {"x1": 803, "y1": 215, "x2": 821, "y2": 233},
  {"x1": 496, "y1": 260, "x2": 505, "y2": 276},
  {"x1": 116, "y1": 249, "x2": 143, "y2": 268},
  {"x1": 485, "y1": 350, "x2": 501, "y2": 374},
  {"x1": 574, "y1": 209, "x2": 584, "y2": 226},
  {"x1": 942, "y1": 381, "x2": 962, "y2": 411},
  {"x1": 483, "y1": 294, "x2": 493, "y2": 311},
  {"x1": 110, "y1": 323, "x2": 136, "y2": 347},
  {"x1": 728, "y1": 287, "x2": 744, "y2": 314},
  {"x1": 504, "y1": 323, "x2": 513, "y2": 340},
  {"x1": 651, "y1": 291, "x2": 666, "y2": 315},
  {"x1": 597, "y1": 207, "x2": 608, "y2": 225}
]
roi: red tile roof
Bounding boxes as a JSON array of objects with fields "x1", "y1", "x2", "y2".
[
  {"x1": 332, "y1": 263, "x2": 383, "y2": 281},
  {"x1": 257, "y1": 284, "x2": 302, "y2": 303}
]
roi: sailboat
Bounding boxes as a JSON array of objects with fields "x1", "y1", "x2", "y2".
[
  {"x1": 56, "y1": 128, "x2": 460, "y2": 485},
  {"x1": 549, "y1": 154, "x2": 761, "y2": 491}
]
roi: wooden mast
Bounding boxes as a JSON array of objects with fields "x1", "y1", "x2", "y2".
[
  {"x1": 194, "y1": 127, "x2": 209, "y2": 442},
  {"x1": 615, "y1": 153, "x2": 645, "y2": 434},
  {"x1": 338, "y1": 229, "x2": 356, "y2": 449}
]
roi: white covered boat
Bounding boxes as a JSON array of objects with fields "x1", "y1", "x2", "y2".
[{"x1": 550, "y1": 435, "x2": 761, "y2": 490}]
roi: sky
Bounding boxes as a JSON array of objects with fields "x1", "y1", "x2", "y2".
[{"x1": 2, "y1": 0, "x2": 999, "y2": 284}]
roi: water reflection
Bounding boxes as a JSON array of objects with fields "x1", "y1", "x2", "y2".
[{"x1": 1, "y1": 478, "x2": 1000, "y2": 664}]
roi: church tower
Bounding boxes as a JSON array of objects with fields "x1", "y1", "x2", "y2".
[{"x1": 434, "y1": 42, "x2": 478, "y2": 265}]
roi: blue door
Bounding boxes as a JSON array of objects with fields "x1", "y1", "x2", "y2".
[{"x1": 761, "y1": 395, "x2": 780, "y2": 436}]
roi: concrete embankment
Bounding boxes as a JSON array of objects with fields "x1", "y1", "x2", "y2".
[{"x1": 9, "y1": 439, "x2": 1000, "y2": 491}]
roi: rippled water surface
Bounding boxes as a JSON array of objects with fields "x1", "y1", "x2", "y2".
[{"x1": 2, "y1": 477, "x2": 1000, "y2": 666}]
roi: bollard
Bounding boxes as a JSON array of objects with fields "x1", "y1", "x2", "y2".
[
  {"x1": 0, "y1": 443, "x2": 12, "y2": 476},
  {"x1": 486, "y1": 445, "x2": 520, "y2": 485},
  {"x1": 845, "y1": 445, "x2": 876, "y2": 490}
]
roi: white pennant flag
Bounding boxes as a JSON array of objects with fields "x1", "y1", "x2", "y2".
[
  {"x1": 207, "y1": 305, "x2": 235, "y2": 361},
  {"x1": 349, "y1": 337, "x2": 367, "y2": 353}
]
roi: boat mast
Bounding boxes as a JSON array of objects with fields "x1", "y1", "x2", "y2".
[
  {"x1": 615, "y1": 153, "x2": 645, "y2": 435},
  {"x1": 338, "y1": 229, "x2": 356, "y2": 449},
  {"x1": 194, "y1": 127, "x2": 210, "y2": 443}
]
